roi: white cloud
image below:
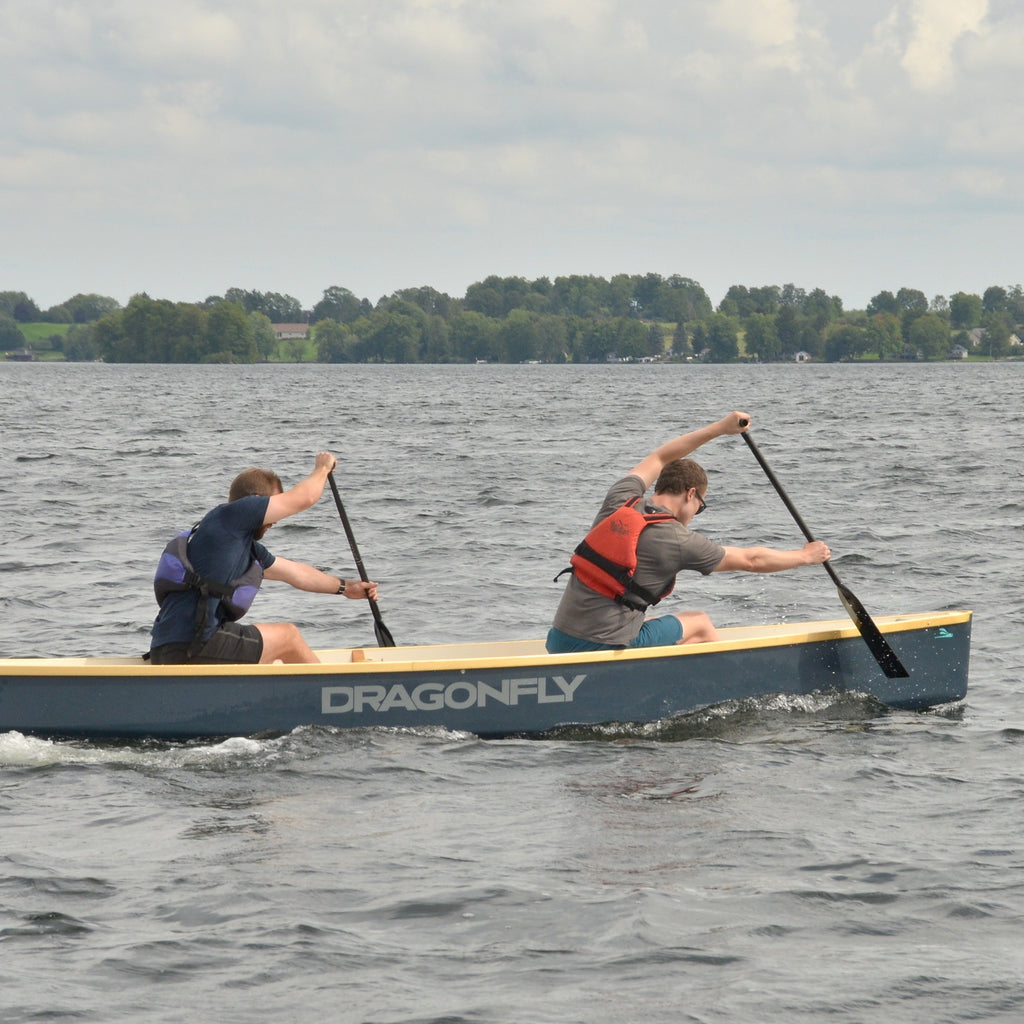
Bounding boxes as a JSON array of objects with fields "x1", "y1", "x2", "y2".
[
  {"x1": 901, "y1": 0, "x2": 988, "y2": 90},
  {"x1": 706, "y1": 0, "x2": 810, "y2": 71},
  {"x1": 104, "y1": 2, "x2": 243, "y2": 67}
]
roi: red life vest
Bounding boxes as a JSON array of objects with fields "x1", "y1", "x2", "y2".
[{"x1": 561, "y1": 496, "x2": 677, "y2": 611}]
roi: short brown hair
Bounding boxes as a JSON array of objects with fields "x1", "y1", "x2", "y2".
[
  {"x1": 654, "y1": 458, "x2": 707, "y2": 496},
  {"x1": 229, "y1": 468, "x2": 283, "y2": 502}
]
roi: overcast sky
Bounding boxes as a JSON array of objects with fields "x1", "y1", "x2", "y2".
[{"x1": 2, "y1": 0, "x2": 1021, "y2": 312}]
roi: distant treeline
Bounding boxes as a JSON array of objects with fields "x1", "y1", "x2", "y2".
[{"x1": 3, "y1": 276, "x2": 1023, "y2": 363}]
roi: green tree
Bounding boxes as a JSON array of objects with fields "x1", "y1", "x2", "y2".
[
  {"x1": 391, "y1": 286, "x2": 456, "y2": 319},
  {"x1": 613, "y1": 317, "x2": 649, "y2": 359},
  {"x1": 92, "y1": 310, "x2": 128, "y2": 361},
  {"x1": 981, "y1": 312, "x2": 1014, "y2": 358},
  {"x1": 60, "y1": 293, "x2": 120, "y2": 323},
  {"x1": 805, "y1": 287, "x2": 843, "y2": 321},
  {"x1": 631, "y1": 273, "x2": 664, "y2": 317},
  {"x1": 462, "y1": 275, "x2": 540, "y2": 316},
  {"x1": 170, "y1": 304, "x2": 208, "y2": 361},
  {"x1": 867, "y1": 290, "x2": 899, "y2": 316},
  {"x1": 607, "y1": 274, "x2": 635, "y2": 317},
  {"x1": 798, "y1": 320, "x2": 825, "y2": 359},
  {"x1": 983, "y1": 285, "x2": 1008, "y2": 314},
  {"x1": 312, "y1": 286, "x2": 368, "y2": 324},
  {"x1": 284, "y1": 339, "x2": 308, "y2": 362},
  {"x1": 743, "y1": 313, "x2": 781, "y2": 361},
  {"x1": 896, "y1": 287, "x2": 928, "y2": 315},
  {"x1": 866, "y1": 312, "x2": 902, "y2": 359},
  {"x1": 718, "y1": 295, "x2": 739, "y2": 318},
  {"x1": 420, "y1": 316, "x2": 453, "y2": 362},
  {"x1": 780, "y1": 283, "x2": 807, "y2": 308},
  {"x1": 672, "y1": 321, "x2": 690, "y2": 357},
  {"x1": 0, "y1": 313, "x2": 26, "y2": 349},
  {"x1": 775, "y1": 305, "x2": 801, "y2": 355},
  {"x1": 44, "y1": 305, "x2": 73, "y2": 324},
  {"x1": 704, "y1": 314, "x2": 739, "y2": 362},
  {"x1": 895, "y1": 287, "x2": 929, "y2": 342},
  {"x1": 98, "y1": 297, "x2": 203, "y2": 362},
  {"x1": 646, "y1": 323, "x2": 666, "y2": 358},
  {"x1": 824, "y1": 324, "x2": 868, "y2": 361},
  {"x1": 751, "y1": 285, "x2": 781, "y2": 314},
  {"x1": 578, "y1": 319, "x2": 619, "y2": 361},
  {"x1": 532, "y1": 315, "x2": 568, "y2": 362},
  {"x1": 551, "y1": 275, "x2": 606, "y2": 317},
  {"x1": 250, "y1": 312, "x2": 278, "y2": 360},
  {"x1": 355, "y1": 311, "x2": 421, "y2": 362},
  {"x1": 314, "y1": 319, "x2": 354, "y2": 362},
  {"x1": 449, "y1": 311, "x2": 500, "y2": 362},
  {"x1": 63, "y1": 324, "x2": 97, "y2": 361},
  {"x1": 224, "y1": 288, "x2": 303, "y2": 322},
  {"x1": 949, "y1": 292, "x2": 983, "y2": 329},
  {"x1": 908, "y1": 314, "x2": 950, "y2": 360},
  {"x1": 499, "y1": 309, "x2": 541, "y2": 362},
  {"x1": 689, "y1": 321, "x2": 708, "y2": 357},
  {"x1": 118, "y1": 294, "x2": 181, "y2": 361},
  {"x1": 653, "y1": 276, "x2": 712, "y2": 322},
  {"x1": 463, "y1": 277, "x2": 505, "y2": 318},
  {"x1": 1006, "y1": 285, "x2": 1024, "y2": 324},
  {"x1": 722, "y1": 284, "x2": 779, "y2": 318},
  {"x1": 204, "y1": 300, "x2": 257, "y2": 362},
  {"x1": 0, "y1": 291, "x2": 40, "y2": 321}
]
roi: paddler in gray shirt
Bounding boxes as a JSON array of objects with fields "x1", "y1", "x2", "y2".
[{"x1": 547, "y1": 412, "x2": 830, "y2": 653}]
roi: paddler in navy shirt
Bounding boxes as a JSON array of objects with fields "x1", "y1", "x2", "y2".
[{"x1": 149, "y1": 451, "x2": 378, "y2": 664}]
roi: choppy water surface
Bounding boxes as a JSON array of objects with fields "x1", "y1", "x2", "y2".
[{"x1": 2, "y1": 362, "x2": 1023, "y2": 1023}]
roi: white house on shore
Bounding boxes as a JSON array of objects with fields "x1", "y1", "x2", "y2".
[{"x1": 272, "y1": 323, "x2": 310, "y2": 340}]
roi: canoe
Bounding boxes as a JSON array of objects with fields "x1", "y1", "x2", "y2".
[{"x1": 0, "y1": 610, "x2": 970, "y2": 741}]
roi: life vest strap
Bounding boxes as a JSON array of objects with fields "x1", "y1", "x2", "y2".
[{"x1": 574, "y1": 539, "x2": 662, "y2": 610}]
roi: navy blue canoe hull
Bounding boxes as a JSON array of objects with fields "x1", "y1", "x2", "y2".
[{"x1": 0, "y1": 611, "x2": 971, "y2": 740}]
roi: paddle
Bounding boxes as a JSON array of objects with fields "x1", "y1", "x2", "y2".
[
  {"x1": 738, "y1": 424, "x2": 909, "y2": 679},
  {"x1": 327, "y1": 472, "x2": 396, "y2": 648}
]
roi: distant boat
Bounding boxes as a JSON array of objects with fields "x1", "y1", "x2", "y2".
[
  {"x1": 4, "y1": 347, "x2": 37, "y2": 362},
  {"x1": 0, "y1": 611, "x2": 971, "y2": 741}
]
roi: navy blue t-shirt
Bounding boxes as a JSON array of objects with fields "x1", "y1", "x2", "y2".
[{"x1": 150, "y1": 495, "x2": 277, "y2": 648}]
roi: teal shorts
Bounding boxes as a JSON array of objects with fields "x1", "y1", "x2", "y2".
[{"x1": 546, "y1": 615, "x2": 684, "y2": 653}]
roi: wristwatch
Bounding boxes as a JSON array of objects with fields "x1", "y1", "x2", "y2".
[{"x1": 336, "y1": 578, "x2": 347, "y2": 595}]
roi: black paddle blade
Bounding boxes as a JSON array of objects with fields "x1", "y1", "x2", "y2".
[
  {"x1": 374, "y1": 617, "x2": 396, "y2": 648},
  {"x1": 835, "y1": 582, "x2": 909, "y2": 678}
]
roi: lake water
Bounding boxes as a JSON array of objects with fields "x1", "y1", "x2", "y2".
[{"x1": 1, "y1": 361, "x2": 1023, "y2": 1023}]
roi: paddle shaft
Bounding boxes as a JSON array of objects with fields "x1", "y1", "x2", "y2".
[
  {"x1": 327, "y1": 472, "x2": 395, "y2": 647},
  {"x1": 740, "y1": 431, "x2": 844, "y2": 589}
]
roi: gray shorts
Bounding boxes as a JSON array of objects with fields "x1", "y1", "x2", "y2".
[{"x1": 149, "y1": 622, "x2": 264, "y2": 665}]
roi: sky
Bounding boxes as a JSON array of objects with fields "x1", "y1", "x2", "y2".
[{"x1": 2, "y1": 0, "x2": 1022, "y2": 313}]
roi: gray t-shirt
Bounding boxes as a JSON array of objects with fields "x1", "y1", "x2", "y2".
[{"x1": 552, "y1": 474, "x2": 725, "y2": 646}]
